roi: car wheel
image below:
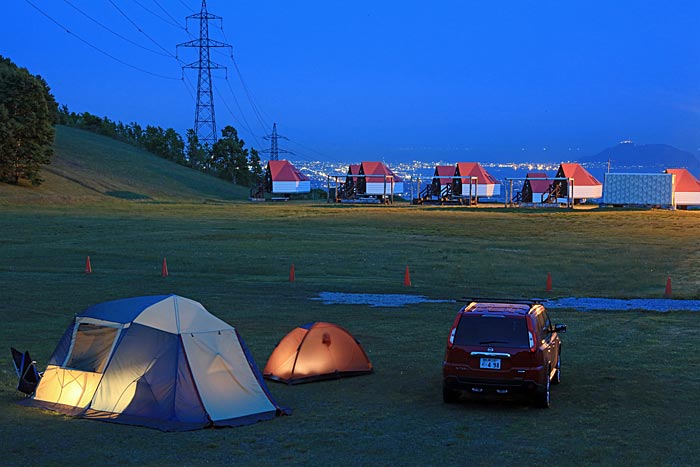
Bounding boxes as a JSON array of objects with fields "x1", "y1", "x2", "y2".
[
  {"x1": 535, "y1": 374, "x2": 551, "y2": 408},
  {"x1": 443, "y1": 385, "x2": 459, "y2": 404},
  {"x1": 552, "y1": 354, "x2": 561, "y2": 385}
]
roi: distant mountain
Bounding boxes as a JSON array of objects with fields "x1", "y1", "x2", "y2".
[{"x1": 581, "y1": 142, "x2": 700, "y2": 174}]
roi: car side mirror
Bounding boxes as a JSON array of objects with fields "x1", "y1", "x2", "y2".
[{"x1": 553, "y1": 324, "x2": 567, "y2": 333}]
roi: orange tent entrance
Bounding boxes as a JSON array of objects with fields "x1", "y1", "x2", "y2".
[{"x1": 263, "y1": 322, "x2": 372, "y2": 384}]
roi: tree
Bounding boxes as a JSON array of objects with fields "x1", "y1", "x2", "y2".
[
  {"x1": 211, "y1": 125, "x2": 252, "y2": 185},
  {"x1": 141, "y1": 125, "x2": 167, "y2": 156},
  {"x1": 0, "y1": 56, "x2": 55, "y2": 185},
  {"x1": 77, "y1": 111, "x2": 103, "y2": 133},
  {"x1": 185, "y1": 129, "x2": 208, "y2": 171},
  {"x1": 126, "y1": 122, "x2": 143, "y2": 144},
  {"x1": 163, "y1": 128, "x2": 186, "y2": 164},
  {"x1": 34, "y1": 74, "x2": 58, "y2": 124},
  {"x1": 249, "y1": 148, "x2": 263, "y2": 185}
]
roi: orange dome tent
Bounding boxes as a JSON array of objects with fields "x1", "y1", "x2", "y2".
[{"x1": 264, "y1": 322, "x2": 372, "y2": 384}]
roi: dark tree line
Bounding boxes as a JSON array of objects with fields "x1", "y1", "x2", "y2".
[
  {"x1": 0, "y1": 55, "x2": 57, "y2": 185},
  {"x1": 57, "y1": 107, "x2": 264, "y2": 187}
]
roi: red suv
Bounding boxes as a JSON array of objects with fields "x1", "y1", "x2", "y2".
[{"x1": 442, "y1": 300, "x2": 566, "y2": 408}]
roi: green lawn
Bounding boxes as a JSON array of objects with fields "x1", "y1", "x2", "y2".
[
  {"x1": 1, "y1": 202, "x2": 699, "y2": 466},
  {"x1": 0, "y1": 126, "x2": 251, "y2": 204}
]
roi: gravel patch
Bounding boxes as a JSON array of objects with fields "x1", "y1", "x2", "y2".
[
  {"x1": 312, "y1": 293, "x2": 700, "y2": 312},
  {"x1": 312, "y1": 292, "x2": 453, "y2": 307},
  {"x1": 545, "y1": 297, "x2": 700, "y2": 312}
]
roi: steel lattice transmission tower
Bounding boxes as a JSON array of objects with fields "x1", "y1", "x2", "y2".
[
  {"x1": 262, "y1": 123, "x2": 294, "y2": 161},
  {"x1": 177, "y1": 0, "x2": 231, "y2": 147}
]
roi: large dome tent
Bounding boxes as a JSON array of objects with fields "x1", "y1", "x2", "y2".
[{"x1": 21, "y1": 295, "x2": 286, "y2": 431}]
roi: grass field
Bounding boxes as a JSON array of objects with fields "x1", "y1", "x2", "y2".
[
  {"x1": 0, "y1": 128, "x2": 698, "y2": 466},
  {"x1": 1, "y1": 200, "x2": 699, "y2": 467},
  {"x1": 0, "y1": 126, "x2": 250, "y2": 204}
]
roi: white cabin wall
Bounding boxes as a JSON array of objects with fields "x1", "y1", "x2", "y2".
[
  {"x1": 570, "y1": 185, "x2": 603, "y2": 200},
  {"x1": 365, "y1": 182, "x2": 403, "y2": 195},
  {"x1": 272, "y1": 181, "x2": 311, "y2": 194},
  {"x1": 477, "y1": 184, "x2": 500, "y2": 197},
  {"x1": 675, "y1": 192, "x2": 700, "y2": 206}
]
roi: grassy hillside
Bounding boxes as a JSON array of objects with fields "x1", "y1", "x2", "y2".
[
  {"x1": 0, "y1": 126, "x2": 251, "y2": 204},
  {"x1": 1, "y1": 203, "x2": 699, "y2": 466}
]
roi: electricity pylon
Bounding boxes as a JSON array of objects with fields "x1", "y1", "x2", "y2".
[
  {"x1": 177, "y1": 0, "x2": 231, "y2": 147},
  {"x1": 262, "y1": 123, "x2": 294, "y2": 161}
]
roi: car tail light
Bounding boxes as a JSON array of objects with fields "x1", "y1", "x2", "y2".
[
  {"x1": 446, "y1": 314, "x2": 461, "y2": 349},
  {"x1": 526, "y1": 317, "x2": 536, "y2": 353}
]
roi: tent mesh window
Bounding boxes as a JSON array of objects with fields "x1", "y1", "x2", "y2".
[{"x1": 65, "y1": 323, "x2": 119, "y2": 373}]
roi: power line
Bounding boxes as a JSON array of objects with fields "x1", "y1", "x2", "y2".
[
  {"x1": 218, "y1": 25, "x2": 344, "y2": 165},
  {"x1": 151, "y1": 0, "x2": 187, "y2": 28},
  {"x1": 109, "y1": 0, "x2": 176, "y2": 58},
  {"x1": 28, "y1": 0, "x2": 340, "y2": 166},
  {"x1": 129, "y1": 0, "x2": 185, "y2": 29},
  {"x1": 203, "y1": 21, "x2": 267, "y2": 149},
  {"x1": 215, "y1": 24, "x2": 347, "y2": 166},
  {"x1": 61, "y1": 0, "x2": 171, "y2": 57},
  {"x1": 214, "y1": 81, "x2": 261, "y2": 149},
  {"x1": 214, "y1": 23, "x2": 271, "y2": 131},
  {"x1": 104, "y1": 0, "x2": 200, "y2": 105},
  {"x1": 230, "y1": 59, "x2": 270, "y2": 133},
  {"x1": 219, "y1": 22, "x2": 341, "y2": 164},
  {"x1": 182, "y1": 75, "x2": 197, "y2": 102},
  {"x1": 72, "y1": 0, "x2": 201, "y2": 117},
  {"x1": 178, "y1": 0, "x2": 196, "y2": 14},
  {"x1": 24, "y1": 0, "x2": 180, "y2": 80},
  {"x1": 222, "y1": 77, "x2": 258, "y2": 140},
  {"x1": 222, "y1": 18, "x2": 350, "y2": 168}
]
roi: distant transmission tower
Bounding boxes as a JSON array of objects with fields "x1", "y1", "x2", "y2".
[
  {"x1": 262, "y1": 123, "x2": 294, "y2": 161},
  {"x1": 177, "y1": 0, "x2": 231, "y2": 147}
]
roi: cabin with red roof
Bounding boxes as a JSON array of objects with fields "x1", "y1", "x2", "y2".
[
  {"x1": 552, "y1": 163, "x2": 602, "y2": 202},
  {"x1": 333, "y1": 164, "x2": 361, "y2": 200},
  {"x1": 431, "y1": 165, "x2": 456, "y2": 198},
  {"x1": 453, "y1": 162, "x2": 501, "y2": 198},
  {"x1": 357, "y1": 162, "x2": 404, "y2": 197},
  {"x1": 521, "y1": 172, "x2": 553, "y2": 203},
  {"x1": 666, "y1": 168, "x2": 700, "y2": 207},
  {"x1": 345, "y1": 164, "x2": 361, "y2": 192},
  {"x1": 347, "y1": 164, "x2": 361, "y2": 183},
  {"x1": 265, "y1": 160, "x2": 310, "y2": 194}
]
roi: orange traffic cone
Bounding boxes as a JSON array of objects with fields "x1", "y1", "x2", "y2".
[
  {"x1": 546, "y1": 272, "x2": 552, "y2": 292},
  {"x1": 162, "y1": 257, "x2": 169, "y2": 277},
  {"x1": 85, "y1": 256, "x2": 92, "y2": 274},
  {"x1": 664, "y1": 276, "x2": 672, "y2": 298},
  {"x1": 289, "y1": 263, "x2": 295, "y2": 282},
  {"x1": 404, "y1": 265, "x2": 412, "y2": 287}
]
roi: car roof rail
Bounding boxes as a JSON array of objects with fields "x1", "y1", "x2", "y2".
[{"x1": 459, "y1": 297, "x2": 544, "y2": 305}]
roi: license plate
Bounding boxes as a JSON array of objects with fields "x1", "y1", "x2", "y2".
[{"x1": 480, "y1": 358, "x2": 501, "y2": 370}]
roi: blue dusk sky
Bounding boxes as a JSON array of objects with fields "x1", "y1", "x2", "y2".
[{"x1": 3, "y1": 0, "x2": 700, "y2": 162}]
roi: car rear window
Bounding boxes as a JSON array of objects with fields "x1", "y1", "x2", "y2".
[{"x1": 454, "y1": 315, "x2": 528, "y2": 348}]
